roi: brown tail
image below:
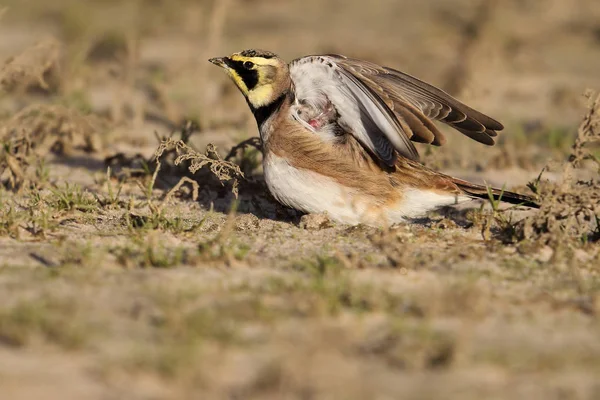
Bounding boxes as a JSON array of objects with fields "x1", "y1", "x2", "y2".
[{"x1": 450, "y1": 177, "x2": 540, "y2": 208}]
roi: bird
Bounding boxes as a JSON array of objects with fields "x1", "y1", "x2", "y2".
[{"x1": 209, "y1": 49, "x2": 538, "y2": 226}]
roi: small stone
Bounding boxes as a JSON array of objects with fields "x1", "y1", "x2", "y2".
[
  {"x1": 535, "y1": 245, "x2": 554, "y2": 263},
  {"x1": 299, "y1": 213, "x2": 333, "y2": 230},
  {"x1": 234, "y1": 214, "x2": 260, "y2": 232}
]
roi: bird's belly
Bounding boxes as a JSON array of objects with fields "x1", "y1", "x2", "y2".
[
  {"x1": 263, "y1": 153, "x2": 374, "y2": 224},
  {"x1": 263, "y1": 153, "x2": 468, "y2": 226}
]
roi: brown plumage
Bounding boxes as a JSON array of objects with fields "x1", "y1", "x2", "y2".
[
  {"x1": 329, "y1": 54, "x2": 503, "y2": 147},
  {"x1": 209, "y1": 49, "x2": 538, "y2": 225}
]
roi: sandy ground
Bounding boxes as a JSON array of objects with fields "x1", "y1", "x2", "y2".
[{"x1": 1, "y1": 0, "x2": 600, "y2": 399}]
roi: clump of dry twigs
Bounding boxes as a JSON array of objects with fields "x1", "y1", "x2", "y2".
[
  {"x1": 564, "y1": 90, "x2": 600, "y2": 174},
  {"x1": 154, "y1": 137, "x2": 244, "y2": 198},
  {"x1": 0, "y1": 38, "x2": 61, "y2": 93},
  {"x1": 1, "y1": 104, "x2": 101, "y2": 153},
  {"x1": 514, "y1": 90, "x2": 600, "y2": 244},
  {"x1": 0, "y1": 36, "x2": 102, "y2": 190},
  {"x1": 1, "y1": 104, "x2": 103, "y2": 190}
]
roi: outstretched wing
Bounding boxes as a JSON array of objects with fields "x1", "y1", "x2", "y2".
[
  {"x1": 328, "y1": 54, "x2": 503, "y2": 146},
  {"x1": 289, "y1": 55, "x2": 503, "y2": 167},
  {"x1": 290, "y1": 56, "x2": 419, "y2": 166}
]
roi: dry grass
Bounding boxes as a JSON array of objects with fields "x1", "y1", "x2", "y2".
[
  {"x1": 0, "y1": 38, "x2": 61, "y2": 92},
  {"x1": 1, "y1": 0, "x2": 600, "y2": 399},
  {"x1": 514, "y1": 91, "x2": 600, "y2": 245},
  {"x1": 154, "y1": 136, "x2": 243, "y2": 197}
]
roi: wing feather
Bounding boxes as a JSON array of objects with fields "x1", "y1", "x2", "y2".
[
  {"x1": 328, "y1": 55, "x2": 503, "y2": 146},
  {"x1": 289, "y1": 54, "x2": 503, "y2": 167}
]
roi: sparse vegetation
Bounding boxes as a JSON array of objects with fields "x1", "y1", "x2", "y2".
[{"x1": 1, "y1": 0, "x2": 600, "y2": 399}]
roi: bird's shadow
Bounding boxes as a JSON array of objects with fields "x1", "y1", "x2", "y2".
[
  {"x1": 155, "y1": 170, "x2": 304, "y2": 224},
  {"x1": 155, "y1": 167, "x2": 488, "y2": 229},
  {"x1": 51, "y1": 154, "x2": 107, "y2": 172}
]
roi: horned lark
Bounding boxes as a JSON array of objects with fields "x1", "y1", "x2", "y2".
[{"x1": 209, "y1": 49, "x2": 538, "y2": 225}]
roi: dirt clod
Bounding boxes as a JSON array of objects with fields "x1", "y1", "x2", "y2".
[{"x1": 299, "y1": 213, "x2": 333, "y2": 230}]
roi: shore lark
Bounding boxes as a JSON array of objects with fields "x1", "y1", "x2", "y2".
[{"x1": 209, "y1": 49, "x2": 538, "y2": 225}]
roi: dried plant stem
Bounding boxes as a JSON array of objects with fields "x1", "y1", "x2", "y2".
[
  {"x1": 157, "y1": 177, "x2": 199, "y2": 214},
  {"x1": 562, "y1": 90, "x2": 600, "y2": 187},
  {"x1": 225, "y1": 136, "x2": 262, "y2": 161},
  {"x1": 154, "y1": 138, "x2": 243, "y2": 197}
]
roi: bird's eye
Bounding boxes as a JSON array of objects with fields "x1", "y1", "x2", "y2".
[{"x1": 243, "y1": 61, "x2": 254, "y2": 69}]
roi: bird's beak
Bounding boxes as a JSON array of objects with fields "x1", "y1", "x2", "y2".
[{"x1": 208, "y1": 57, "x2": 226, "y2": 68}]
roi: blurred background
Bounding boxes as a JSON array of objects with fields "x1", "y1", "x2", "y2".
[
  {"x1": 1, "y1": 0, "x2": 600, "y2": 180},
  {"x1": 2, "y1": 2, "x2": 600, "y2": 399}
]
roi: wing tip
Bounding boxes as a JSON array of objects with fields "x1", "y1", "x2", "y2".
[
  {"x1": 486, "y1": 119, "x2": 504, "y2": 132},
  {"x1": 455, "y1": 127, "x2": 497, "y2": 145}
]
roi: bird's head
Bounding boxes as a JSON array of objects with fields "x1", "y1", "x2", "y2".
[{"x1": 209, "y1": 49, "x2": 290, "y2": 110}]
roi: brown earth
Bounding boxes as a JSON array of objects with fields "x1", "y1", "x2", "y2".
[{"x1": 1, "y1": 0, "x2": 600, "y2": 399}]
